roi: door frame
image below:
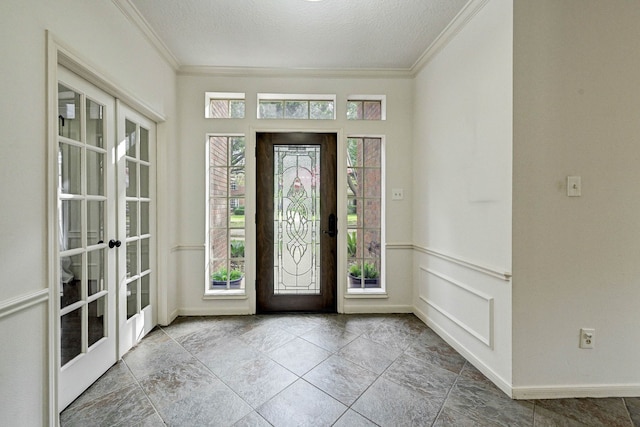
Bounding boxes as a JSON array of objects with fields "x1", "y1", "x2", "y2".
[
  {"x1": 46, "y1": 33, "x2": 166, "y2": 421},
  {"x1": 249, "y1": 128, "x2": 347, "y2": 314}
]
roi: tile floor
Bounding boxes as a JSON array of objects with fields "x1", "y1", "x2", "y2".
[{"x1": 60, "y1": 313, "x2": 640, "y2": 426}]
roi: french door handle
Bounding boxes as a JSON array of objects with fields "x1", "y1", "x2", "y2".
[
  {"x1": 323, "y1": 213, "x2": 337, "y2": 237},
  {"x1": 108, "y1": 239, "x2": 122, "y2": 249}
]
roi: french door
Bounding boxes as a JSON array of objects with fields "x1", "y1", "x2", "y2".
[
  {"x1": 116, "y1": 103, "x2": 156, "y2": 357},
  {"x1": 256, "y1": 132, "x2": 337, "y2": 313},
  {"x1": 56, "y1": 68, "x2": 156, "y2": 410},
  {"x1": 57, "y1": 67, "x2": 117, "y2": 410}
]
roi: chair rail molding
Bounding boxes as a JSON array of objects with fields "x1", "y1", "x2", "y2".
[
  {"x1": 0, "y1": 289, "x2": 49, "y2": 319},
  {"x1": 414, "y1": 244, "x2": 511, "y2": 282}
]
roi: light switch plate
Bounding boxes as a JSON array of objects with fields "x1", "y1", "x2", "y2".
[
  {"x1": 392, "y1": 188, "x2": 404, "y2": 200},
  {"x1": 567, "y1": 176, "x2": 581, "y2": 197}
]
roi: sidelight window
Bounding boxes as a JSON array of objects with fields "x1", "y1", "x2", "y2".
[
  {"x1": 206, "y1": 135, "x2": 246, "y2": 293},
  {"x1": 346, "y1": 137, "x2": 384, "y2": 291}
]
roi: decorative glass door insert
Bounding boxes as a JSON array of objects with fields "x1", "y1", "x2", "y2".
[{"x1": 274, "y1": 145, "x2": 320, "y2": 295}]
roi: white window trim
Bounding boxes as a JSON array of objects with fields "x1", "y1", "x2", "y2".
[{"x1": 347, "y1": 94, "x2": 387, "y2": 121}]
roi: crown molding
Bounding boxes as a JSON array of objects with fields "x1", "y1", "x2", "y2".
[
  {"x1": 114, "y1": 0, "x2": 489, "y2": 79},
  {"x1": 178, "y1": 65, "x2": 413, "y2": 79},
  {"x1": 112, "y1": 0, "x2": 181, "y2": 70},
  {"x1": 410, "y1": 0, "x2": 491, "y2": 75}
]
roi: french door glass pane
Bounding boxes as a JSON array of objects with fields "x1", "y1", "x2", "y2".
[
  {"x1": 58, "y1": 84, "x2": 81, "y2": 140},
  {"x1": 126, "y1": 161, "x2": 137, "y2": 197},
  {"x1": 127, "y1": 241, "x2": 138, "y2": 278},
  {"x1": 86, "y1": 98, "x2": 104, "y2": 148},
  {"x1": 273, "y1": 145, "x2": 320, "y2": 295},
  {"x1": 140, "y1": 164, "x2": 149, "y2": 198},
  {"x1": 60, "y1": 253, "x2": 82, "y2": 309},
  {"x1": 60, "y1": 307, "x2": 82, "y2": 366},
  {"x1": 88, "y1": 249, "x2": 105, "y2": 296},
  {"x1": 88, "y1": 297, "x2": 106, "y2": 347},
  {"x1": 127, "y1": 281, "x2": 137, "y2": 319},
  {"x1": 141, "y1": 274, "x2": 150, "y2": 308},
  {"x1": 125, "y1": 120, "x2": 137, "y2": 157},
  {"x1": 141, "y1": 238, "x2": 150, "y2": 272},
  {"x1": 140, "y1": 202, "x2": 149, "y2": 235},
  {"x1": 60, "y1": 200, "x2": 82, "y2": 251},
  {"x1": 86, "y1": 150, "x2": 104, "y2": 196},
  {"x1": 126, "y1": 201, "x2": 138, "y2": 237},
  {"x1": 140, "y1": 127, "x2": 149, "y2": 162},
  {"x1": 59, "y1": 143, "x2": 82, "y2": 195},
  {"x1": 87, "y1": 201, "x2": 104, "y2": 245}
]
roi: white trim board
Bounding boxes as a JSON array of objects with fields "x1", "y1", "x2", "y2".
[
  {"x1": 419, "y1": 266, "x2": 494, "y2": 348},
  {"x1": 414, "y1": 244, "x2": 511, "y2": 282},
  {"x1": 512, "y1": 385, "x2": 640, "y2": 400},
  {"x1": 342, "y1": 304, "x2": 413, "y2": 314},
  {"x1": 0, "y1": 289, "x2": 49, "y2": 320}
]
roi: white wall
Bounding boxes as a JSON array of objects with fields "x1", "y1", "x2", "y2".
[
  {"x1": 512, "y1": 0, "x2": 640, "y2": 397},
  {"x1": 412, "y1": 0, "x2": 513, "y2": 391},
  {"x1": 0, "y1": 0, "x2": 176, "y2": 423},
  {"x1": 176, "y1": 73, "x2": 414, "y2": 315}
]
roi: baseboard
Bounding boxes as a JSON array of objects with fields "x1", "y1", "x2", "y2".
[
  {"x1": 343, "y1": 304, "x2": 413, "y2": 314},
  {"x1": 177, "y1": 307, "x2": 254, "y2": 317},
  {"x1": 512, "y1": 384, "x2": 640, "y2": 400},
  {"x1": 413, "y1": 305, "x2": 513, "y2": 398},
  {"x1": 161, "y1": 308, "x2": 179, "y2": 326}
]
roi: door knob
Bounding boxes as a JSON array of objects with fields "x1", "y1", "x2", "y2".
[
  {"x1": 108, "y1": 239, "x2": 122, "y2": 249},
  {"x1": 322, "y1": 213, "x2": 337, "y2": 237}
]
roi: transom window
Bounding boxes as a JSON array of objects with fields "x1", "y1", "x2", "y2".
[
  {"x1": 205, "y1": 92, "x2": 245, "y2": 119},
  {"x1": 347, "y1": 95, "x2": 386, "y2": 120},
  {"x1": 257, "y1": 93, "x2": 336, "y2": 120}
]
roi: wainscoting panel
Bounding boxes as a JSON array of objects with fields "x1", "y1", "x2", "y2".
[{"x1": 419, "y1": 266, "x2": 494, "y2": 348}]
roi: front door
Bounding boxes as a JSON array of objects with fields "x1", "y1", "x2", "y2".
[{"x1": 256, "y1": 132, "x2": 337, "y2": 313}]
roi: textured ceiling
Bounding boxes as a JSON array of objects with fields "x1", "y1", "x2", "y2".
[{"x1": 128, "y1": 0, "x2": 469, "y2": 70}]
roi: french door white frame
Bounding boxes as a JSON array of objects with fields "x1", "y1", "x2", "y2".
[
  {"x1": 56, "y1": 66, "x2": 119, "y2": 412},
  {"x1": 47, "y1": 33, "x2": 165, "y2": 422},
  {"x1": 116, "y1": 102, "x2": 157, "y2": 357}
]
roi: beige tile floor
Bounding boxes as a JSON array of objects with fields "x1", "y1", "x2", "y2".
[{"x1": 61, "y1": 314, "x2": 640, "y2": 426}]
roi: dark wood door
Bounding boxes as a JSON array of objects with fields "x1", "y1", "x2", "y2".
[{"x1": 256, "y1": 132, "x2": 337, "y2": 313}]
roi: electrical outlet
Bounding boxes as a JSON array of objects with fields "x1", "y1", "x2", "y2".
[
  {"x1": 391, "y1": 188, "x2": 404, "y2": 200},
  {"x1": 580, "y1": 328, "x2": 595, "y2": 349}
]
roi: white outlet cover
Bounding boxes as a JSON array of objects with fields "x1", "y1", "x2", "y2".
[{"x1": 391, "y1": 188, "x2": 403, "y2": 200}]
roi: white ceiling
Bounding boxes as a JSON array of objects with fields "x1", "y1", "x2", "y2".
[{"x1": 126, "y1": 0, "x2": 470, "y2": 71}]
